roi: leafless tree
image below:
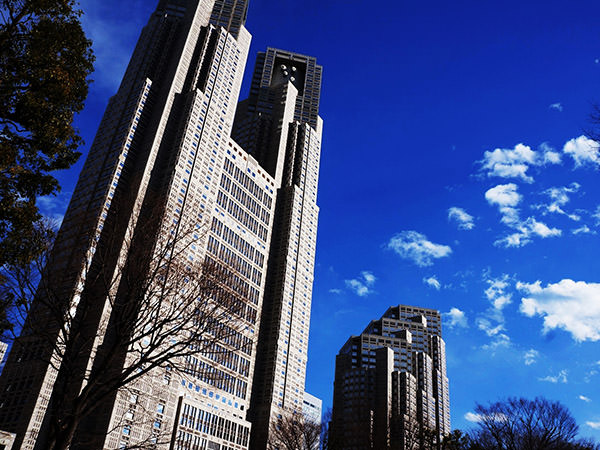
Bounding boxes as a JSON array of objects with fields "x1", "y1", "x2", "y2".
[
  {"x1": 267, "y1": 411, "x2": 321, "y2": 450},
  {"x1": 389, "y1": 412, "x2": 440, "y2": 450},
  {"x1": 468, "y1": 397, "x2": 591, "y2": 450},
  {"x1": 586, "y1": 103, "x2": 600, "y2": 143},
  {"x1": 1, "y1": 198, "x2": 250, "y2": 449}
]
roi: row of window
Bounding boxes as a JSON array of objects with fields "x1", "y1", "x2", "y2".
[
  {"x1": 205, "y1": 257, "x2": 259, "y2": 319},
  {"x1": 223, "y1": 159, "x2": 272, "y2": 208},
  {"x1": 220, "y1": 175, "x2": 270, "y2": 225},
  {"x1": 178, "y1": 403, "x2": 250, "y2": 447},
  {"x1": 185, "y1": 341, "x2": 249, "y2": 377},
  {"x1": 182, "y1": 357, "x2": 248, "y2": 399},
  {"x1": 211, "y1": 218, "x2": 265, "y2": 267}
]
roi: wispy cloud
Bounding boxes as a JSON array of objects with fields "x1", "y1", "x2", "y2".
[
  {"x1": 485, "y1": 183, "x2": 522, "y2": 209},
  {"x1": 572, "y1": 225, "x2": 596, "y2": 235},
  {"x1": 593, "y1": 206, "x2": 600, "y2": 225},
  {"x1": 443, "y1": 308, "x2": 468, "y2": 329},
  {"x1": 587, "y1": 421, "x2": 600, "y2": 430},
  {"x1": 549, "y1": 103, "x2": 563, "y2": 112},
  {"x1": 80, "y1": 0, "x2": 150, "y2": 91},
  {"x1": 579, "y1": 395, "x2": 592, "y2": 403},
  {"x1": 37, "y1": 193, "x2": 71, "y2": 225},
  {"x1": 423, "y1": 276, "x2": 441, "y2": 290},
  {"x1": 563, "y1": 135, "x2": 600, "y2": 168},
  {"x1": 329, "y1": 288, "x2": 342, "y2": 295},
  {"x1": 477, "y1": 274, "x2": 512, "y2": 349},
  {"x1": 539, "y1": 369, "x2": 568, "y2": 384},
  {"x1": 485, "y1": 184, "x2": 561, "y2": 248},
  {"x1": 524, "y1": 349, "x2": 540, "y2": 366},
  {"x1": 479, "y1": 143, "x2": 561, "y2": 184},
  {"x1": 344, "y1": 271, "x2": 376, "y2": 297},
  {"x1": 448, "y1": 207, "x2": 475, "y2": 230},
  {"x1": 519, "y1": 279, "x2": 600, "y2": 342},
  {"x1": 534, "y1": 183, "x2": 581, "y2": 221},
  {"x1": 387, "y1": 231, "x2": 452, "y2": 267},
  {"x1": 481, "y1": 333, "x2": 511, "y2": 351},
  {"x1": 464, "y1": 412, "x2": 483, "y2": 423},
  {"x1": 485, "y1": 274, "x2": 512, "y2": 311}
]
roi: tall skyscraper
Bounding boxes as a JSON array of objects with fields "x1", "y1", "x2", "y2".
[
  {"x1": 331, "y1": 305, "x2": 451, "y2": 450},
  {"x1": 0, "y1": 1, "x2": 322, "y2": 449},
  {"x1": 233, "y1": 48, "x2": 322, "y2": 450}
]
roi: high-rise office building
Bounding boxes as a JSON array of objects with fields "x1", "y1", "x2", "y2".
[
  {"x1": 302, "y1": 392, "x2": 322, "y2": 426},
  {"x1": 0, "y1": 1, "x2": 322, "y2": 449},
  {"x1": 331, "y1": 305, "x2": 450, "y2": 450},
  {"x1": 233, "y1": 48, "x2": 322, "y2": 450}
]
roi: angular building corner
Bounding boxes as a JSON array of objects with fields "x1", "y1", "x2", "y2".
[
  {"x1": 331, "y1": 305, "x2": 451, "y2": 449},
  {"x1": 0, "y1": 1, "x2": 322, "y2": 449}
]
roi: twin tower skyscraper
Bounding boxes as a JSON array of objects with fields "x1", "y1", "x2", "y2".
[{"x1": 0, "y1": 1, "x2": 322, "y2": 448}]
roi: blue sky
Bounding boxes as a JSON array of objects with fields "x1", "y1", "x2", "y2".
[{"x1": 42, "y1": 0, "x2": 600, "y2": 440}]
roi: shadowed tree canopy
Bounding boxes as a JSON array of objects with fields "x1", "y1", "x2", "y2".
[
  {"x1": 468, "y1": 397, "x2": 599, "y2": 450},
  {"x1": 0, "y1": 0, "x2": 94, "y2": 276},
  {"x1": 267, "y1": 411, "x2": 321, "y2": 450}
]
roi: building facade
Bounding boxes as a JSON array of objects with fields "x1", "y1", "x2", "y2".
[
  {"x1": 0, "y1": 1, "x2": 322, "y2": 449},
  {"x1": 0, "y1": 342, "x2": 7, "y2": 374},
  {"x1": 302, "y1": 392, "x2": 322, "y2": 426},
  {"x1": 233, "y1": 48, "x2": 322, "y2": 450},
  {"x1": 331, "y1": 305, "x2": 450, "y2": 450}
]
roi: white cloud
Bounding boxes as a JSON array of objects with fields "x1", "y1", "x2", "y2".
[
  {"x1": 476, "y1": 274, "x2": 512, "y2": 340},
  {"x1": 593, "y1": 206, "x2": 600, "y2": 225},
  {"x1": 535, "y1": 183, "x2": 581, "y2": 221},
  {"x1": 485, "y1": 184, "x2": 522, "y2": 208},
  {"x1": 495, "y1": 219, "x2": 562, "y2": 248},
  {"x1": 423, "y1": 276, "x2": 441, "y2": 290},
  {"x1": 464, "y1": 412, "x2": 482, "y2": 423},
  {"x1": 587, "y1": 421, "x2": 600, "y2": 430},
  {"x1": 563, "y1": 135, "x2": 600, "y2": 168},
  {"x1": 477, "y1": 274, "x2": 514, "y2": 350},
  {"x1": 524, "y1": 349, "x2": 540, "y2": 366},
  {"x1": 539, "y1": 369, "x2": 568, "y2": 384},
  {"x1": 477, "y1": 318, "x2": 505, "y2": 337},
  {"x1": 540, "y1": 142, "x2": 563, "y2": 165},
  {"x1": 481, "y1": 333, "x2": 511, "y2": 351},
  {"x1": 387, "y1": 231, "x2": 452, "y2": 267},
  {"x1": 579, "y1": 395, "x2": 592, "y2": 403},
  {"x1": 329, "y1": 289, "x2": 342, "y2": 295},
  {"x1": 585, "y1": 370, "x2": 599, "y2": 383},
  {"x1": 528, "y1": 219, "x2": 562, "y2": 238},
  {"x1": 361, "y1": 271, "x2": 376, "y2": 286},
  {"x1": 345, "y1": 280, "x2": 370, "y2": 297},
  {"x1": 37, "y1": 194, "x2": 70, "y2": 225},
  {"x1": 485, "y1": 185, "x2": 562, "y2": 248},
  {"x1": 79, "y1": 2, "x2": 148, "y2": 91},
  {"x1": 519, "y1": 279, "x2": 600, "y2": 342},
  {"x1": 480, "y1": 143, "x2": 562, "y2": 183},
  {"x1": 344, "y1": 271, "x2": 376, "y2": 297},
  {"x1": 485, "y1": 275, "x2": 512, "y2": 311},
  {"x1": 572, "y1": 225, "x2": 595, "y2": 235},
  {"x1": 448, "y1": 207, "x2": 475, "y2": 230},
  {"x1": 549, "y1": 103, "x2": 563, "y2": 112},
  {"x1": 443, "y1": 308, "x2": 468, "y2": 328}
]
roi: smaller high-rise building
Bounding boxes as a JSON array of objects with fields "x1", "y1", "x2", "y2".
[
  {"x1": 302, "y1": 392, "x2": 322, "y2": 425},
  {"x1": 331, "y1": 305, "x2": 450, "y2": 450}
]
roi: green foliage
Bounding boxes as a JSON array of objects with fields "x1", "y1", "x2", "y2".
[
  {"x1": 0, "y1": 0, "x2": 94, "y2": 272},
  {"x1": 441, "y1": 429, "x2": 470, "y2": 450}
]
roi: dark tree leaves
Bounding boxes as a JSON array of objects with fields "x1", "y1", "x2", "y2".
[{"x1": 0, "y1": 0, "x2": 94, "y2": 272}]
